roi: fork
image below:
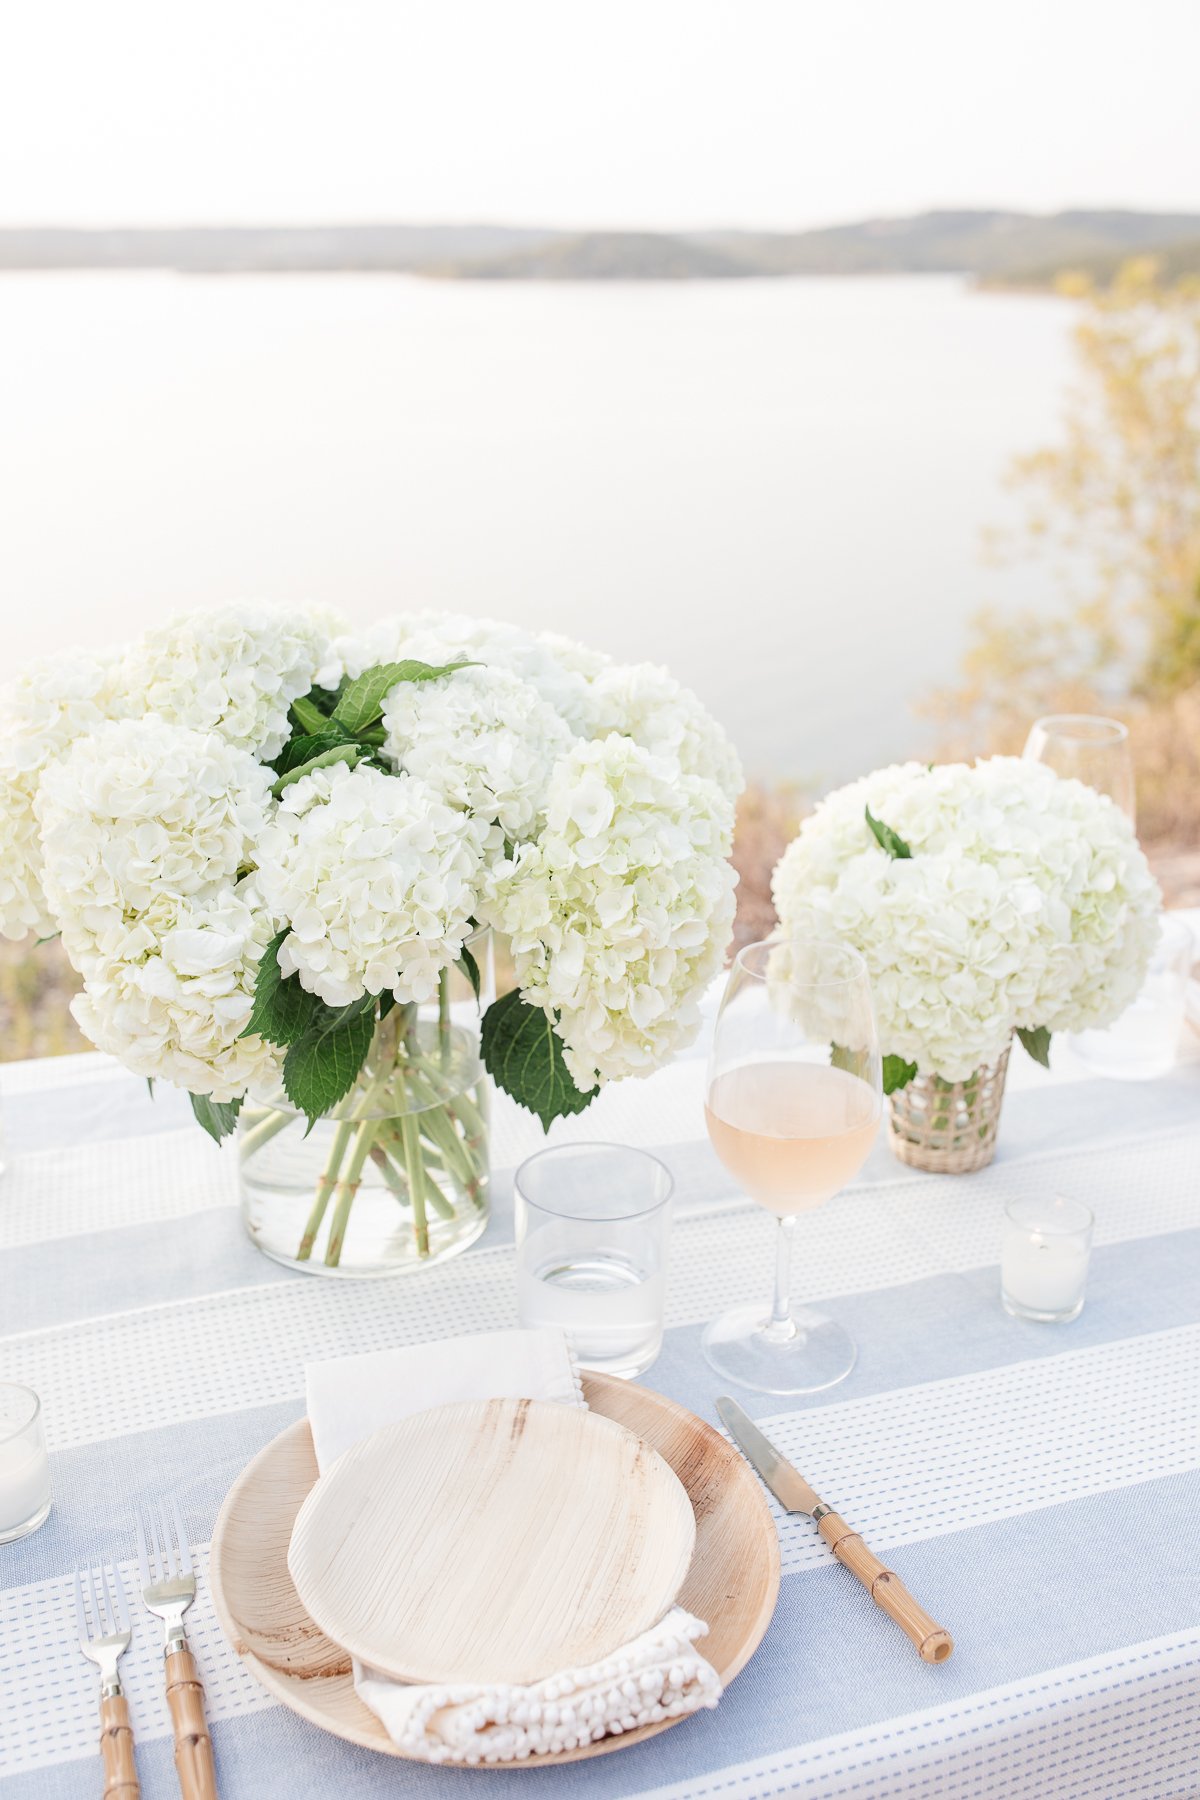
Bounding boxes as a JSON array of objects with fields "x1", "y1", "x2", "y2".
[
  {"x1": 74, "y1": 1562, "x2": 140, "y2": 1798},
  {"x1": 136, "y1": 1504, "x2": 219, "y2": 1800}
]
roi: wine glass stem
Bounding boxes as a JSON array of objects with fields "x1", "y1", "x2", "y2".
[{"x1": 766, "y1": 1214, "x2": 798, "y2": 1343}]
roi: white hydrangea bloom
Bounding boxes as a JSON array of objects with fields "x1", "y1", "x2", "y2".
[
  {"x1": 772, "y1": 758, "x2": 1161, "y2": 1082},
  {"x1": 582, "y1": 661, "x2": 743, "y2": 803},
  {"x1": 69, "y1": 881, "x2": 282, "y2": 1101},
  {"x1": 381, "y1": 664, "x2": 575, "y2": 842},
  {"x1": 36, "y1": 717, "x2": 272, "y2": 972},
  {"x1": 333, "y1": 611, "x2": 606, "y2": 735},
  {"x1": 118, "y1": 602, "x2": 344, "y2": 760},
  {"x1": 254, "y1": 760, "x2": 487, "y2": 1008},
  {"x1": 7, "y1": 606, "x2": 741, "y2": 1123},
  {"x1": 1, "y1": 648, "x2": 127, "y2": 776},
  {"x1": 482, "y1": 735, "x2": 738, "y2": 1091},
  {"x1": 0, "y1": 648, "x2": 127, "y2": 939}
]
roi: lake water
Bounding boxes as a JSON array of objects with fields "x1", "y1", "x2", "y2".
[{"x1": 0, "y1": 272, "x2": 1072, "y2": 783}]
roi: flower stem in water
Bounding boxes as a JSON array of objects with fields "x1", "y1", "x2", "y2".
[{"x1": 297, "y1": 1118, "x2": 353, "y2": 1260}]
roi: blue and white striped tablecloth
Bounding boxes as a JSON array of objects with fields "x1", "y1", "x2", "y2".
[{"x1": 2, "y1": 938, "x2": 1199, "y2": 1799}]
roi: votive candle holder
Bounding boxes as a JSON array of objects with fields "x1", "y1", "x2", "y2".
[
  {"x1": 1001, "y1": 1194, "x2": 1094, "y2": 1324},
  {"x1": 0, "y1": 1383, "x2": 51, "y2": 1543}
]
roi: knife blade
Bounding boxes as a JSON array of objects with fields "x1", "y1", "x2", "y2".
[
  {"x1": 716, "y1": 1395, "x2": 954, "y2": 1664},
  {"x1": 715, "y1": 1397, "x2": 822, "y2": 1515}
]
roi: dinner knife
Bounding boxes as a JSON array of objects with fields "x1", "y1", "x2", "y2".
[{"x1": 716, "y1": 1395, "x2": 953, "y2": 1664}]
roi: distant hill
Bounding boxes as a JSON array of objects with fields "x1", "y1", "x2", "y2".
[
  {"x1": 427, "y1": 231, "x2": 756, "y2": 281},
  {"x1": 1, "y1": 210, "x2": 1198, "y2": 284},
  {"x1": 0, "y1": 223, "x2": 560, "y2": 273},
  {"x1": 700, "y1": 210, "x2": 1200, "y2": 279},
  {"x1": 984, "y1": 234, "x2": 1200, "y2": 290}
]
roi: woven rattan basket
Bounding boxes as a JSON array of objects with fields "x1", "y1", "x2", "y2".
[{"x1": 887, "y1": 1041, "x2": 1012, "y2": 1174}]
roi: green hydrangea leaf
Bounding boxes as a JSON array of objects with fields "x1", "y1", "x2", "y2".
[
  {"x1": 331, "y1": 659, "x2": 475, "y2": 736},
  {"x1": 456, "y1": 944, "x2": 481, "y2": 1004},
  {"x1": 282, "y1": 1000, "x2": 376, "y2": 1126},
  {"x1": 241, "y1": 930, "x2": 323, "y2": 1047},
  {"x1": 882, "y1": 1054, "x2": 919, "y2": 1094},
  {"x1": 289, "y1": 692, "x2": 335, "y2": 735},
  {"x1": 271, "y1": 743, "x2": 361, "y2": 797},
  {"x1": 273, "y1": 726, "x2": 357, "y2": 776},
  {"x1": 1016, "y1": 1025, "x2": 1052, "y2": 1069},
  {"x1": 480, "y1": 988, "x2": 598, "y2": 1130},
  {"x1": 865, "y1": 806, "x2": 913, "y2": 860},
  {"x1": 190, "y1": 1092, "x2": 244, "y2": 1143}
]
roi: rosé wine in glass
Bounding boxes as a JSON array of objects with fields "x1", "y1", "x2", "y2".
[{"x1": 702, "y1": 937, "x2": 882, "y2": 1395}]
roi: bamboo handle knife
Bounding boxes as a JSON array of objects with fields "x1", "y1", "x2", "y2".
[{"x1": 716, "y1": 1395, "x2": 953, "y2": 1663}]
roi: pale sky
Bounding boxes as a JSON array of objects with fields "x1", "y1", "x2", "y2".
[{"x1": 0, "y1": 0, "x2": 1194, "y2": 230}]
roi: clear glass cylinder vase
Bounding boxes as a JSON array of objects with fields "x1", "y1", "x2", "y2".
[{"x1": 238, "y1": 932, "x2": 493, "y2": 1276}]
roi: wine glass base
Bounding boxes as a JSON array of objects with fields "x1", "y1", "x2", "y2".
[{"x1": 702, "y1": 1304, "x2": 857, "y2": 1395}]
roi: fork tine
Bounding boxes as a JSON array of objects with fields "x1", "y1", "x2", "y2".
[
  {"x1": 171, "y1": 1500, "x2": 193, "y2": 1577},
  {"x1": 73, "y1": 1570, "x2": 87, "y2": 1641},
  {"x1": 110, "y1": 1562, "x2": 131, "y2": 1633},
  {"x1": 98, "y1": 1565, "x2": 115, "y2": 1636},
  {"x1": 158, "y1": 1500, "x2": 175, "y2": 1576},
  {"x1": 146, "y1": 1507, "x2": 163, "y2": 1583},
  {"x1": 135, "y1": 1512, "x2": 152, "y2": 1590},
  {"x1": 85, "y1": 1566, "x2": 103, "y2": 1638}
]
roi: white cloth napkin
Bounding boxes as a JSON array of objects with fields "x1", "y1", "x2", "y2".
[{"x1": 303, "y1": 1329, "x2": 722, "y2": 1763}]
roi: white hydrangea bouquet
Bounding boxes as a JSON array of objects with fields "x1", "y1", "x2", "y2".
[
  {"x1": 773, "y1": 758, "x2": 1161, "y2": 1170},
  {"x1": 1, "y1": 604, "x2": 741, "y2": 1269}
]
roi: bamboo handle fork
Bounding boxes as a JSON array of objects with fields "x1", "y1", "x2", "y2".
[
  {"x1": 137, "y1": 1504, "x2": 220, "y2": 1800},
  {"x1": 74, "y1": 1564, "x2": 140, "y2": 1797}
]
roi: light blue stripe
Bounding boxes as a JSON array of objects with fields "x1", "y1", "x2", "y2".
[
  {"x1": 0, "y1": 1139, "x2": 731, "y2": 1334},
  {"x1": 3, "y1": 1066, "x2": 1198, "y2": 1341},
  {"x1": 2, "y1": 1224, "x2": 1197, "y2": 1595},
  {"x1": 3, "y1": 1053, "x2": 1199, "y2": 1797},
  {"x1": 0, "y1": 1216, "x2": 294, "y2": 1335},
  {"x1": 6, "y1": 1472, "x2": 1199, "y2": 1799},
  {"x1": 0, "y1": 1078, "x2": 194, "y2": 1155},
  {"x1": 5, "y1": 1052, "x2": 1198, "y2": 1160},
  {"x1": 4, "y1": 1113, "x2": 1198, "y2": 1342},
  {"x1": 653, "y1": 1227, "x2": 1200, "y2": 1427},
  {"x1": 4, "y1": 1216, "x2": 1194, "y2": 1440}
]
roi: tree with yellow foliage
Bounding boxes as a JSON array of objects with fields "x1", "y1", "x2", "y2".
[{"x1": 930, "y1": 258, "x2": 1200, "y2": 759}]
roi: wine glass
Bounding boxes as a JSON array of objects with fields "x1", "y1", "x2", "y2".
[
  {"x1": 702, "y1": 935, "x2": 882, "y2": 1395},
  {"x1": 1023, "y1": 714, "x2": 1135, "y2": 823}
]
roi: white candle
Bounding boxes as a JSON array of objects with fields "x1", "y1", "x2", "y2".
[
  {"x1": 0, "y1": 1383, "x2": 52, "y2": 1542},
  {"x1": 1001, "y1": 1195, "x2": 1094, "y2": 1323},
  {"x1": 0, "y1": 1437, "x2": 51, "y2": 1534}
]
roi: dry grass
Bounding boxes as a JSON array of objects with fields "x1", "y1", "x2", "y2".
[
  {"x1": 0, "y1": 935, "x2": 87, "y2": 1061},
  {"x1": 926, "y1": 680, "x2": 1200, "y2": 849},
  {"x1": 730, "y1": 781, "x2": 808, "y2": 950}
]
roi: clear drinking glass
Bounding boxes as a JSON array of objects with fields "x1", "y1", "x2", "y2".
[
  {"x1": 1068, "y1": 916, "x2": 1194, "y2": 1080},
  {"x1": 514, "y1": 1144, "x2": 674, "y2": 1379},
  {"x1": 702, "y1": 935, "x2": 882, "y2": 1395},
  {"x1": 0, "y1": 1384, "x2": 51, "y2": 1543},
  {"x1": 1023, "y1": 714, "x2": 1135, "y2": 822},
  {"x1": 1001, "y1": 1194, "x2": 1094, "y2": 1323}
]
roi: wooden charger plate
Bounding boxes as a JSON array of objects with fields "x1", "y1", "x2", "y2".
[
  {"x1": 287, "y1": 1397, "x2": 697, "y2": 1685},
  {"x1": 210, "y1": 1373, "x2": 781, "y2": 1768}
]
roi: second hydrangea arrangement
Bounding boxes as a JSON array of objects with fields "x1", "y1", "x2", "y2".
[
  {"x1": 772, "y1": 757, "x2": 1161, "y2": 1169},
  {"x1": 0, "y1": 604, "x2": 741, "y2": 1270}
]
